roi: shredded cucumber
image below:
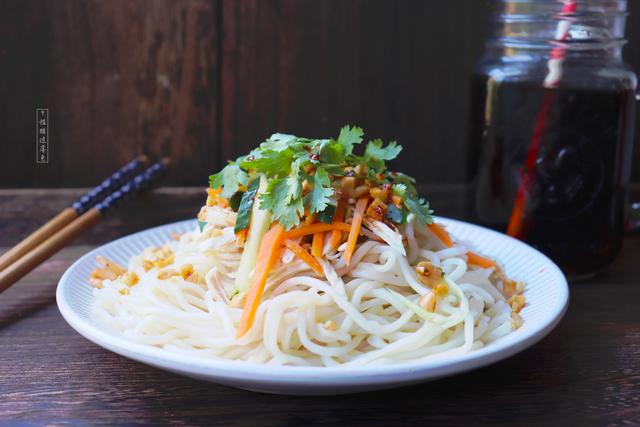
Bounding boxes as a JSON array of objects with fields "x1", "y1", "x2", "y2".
[
  {"x1": 316, "y1": 203, "x2": 336, "y2": 224},
  {"x1": 234, "y1": 174, "x2": 271, "y2": 293},
  {"x1": 384, "y1": 289, "x2": 448, "y2": 324},
  {"x1": 234, "y1": 178, "x2": 260, "y2": 233}
]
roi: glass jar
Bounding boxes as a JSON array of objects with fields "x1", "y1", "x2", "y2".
[{"x1": 469, "y1": 0, "x2": 637, "y2": 278}]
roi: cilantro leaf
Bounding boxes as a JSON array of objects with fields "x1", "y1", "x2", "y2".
[
  {"x1": 322, "y1": 164, "x2": 347, "y2": 176},
  {"x1": 285, "y1": 162, "x2": 302, "y2": 203},
  {"x1": 390, "y1": 171, "x2": 416, "y2": 186},
  {"x1": 258, "y1": 178, "x2": 287, "y2": 212},
  {"x1": 259, "y1": 178, "x2": 304, "y2": 229},
  {"x1": 405, "y1": 195, "x2": 434, "y2": 226},
  {"x1": 261, "y1": 133, "x2": 297, "y2": 151},
  {"x1": 336, "y1": 125, "x2": 363, "y2": 155},
  {"x1": 240, "y1": 148, "x2": 294, "y2": 176},
  {"x1": 319, "y1": 139, "x2": 345, "y2": 164},
  {"x1": 276, "y1": 197, "x2": 304, "y2": 229},
  {"x1": 392, "y1": 183, "x2": 408, "y2": 197},
  {"x1": 209, "y1": 164, "x2": 249, "y2": 198},
  {"x1": 365, "y1": 139, "x2": 402, "y2": 171},
  {"x1": 305, "y1": 167, "x2": 334, "y2": 214},
  {"x1": 365, "y1": 139, "x2": 402, "y2": 161}
]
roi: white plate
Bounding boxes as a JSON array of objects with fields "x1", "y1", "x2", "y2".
[{"x1": 57, "y1": 217, "x2": 568, "y2": 395}]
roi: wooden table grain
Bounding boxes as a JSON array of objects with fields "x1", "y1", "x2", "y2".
[{"x1": 1, "y1": 187, "x2": 639, "y2": 426}]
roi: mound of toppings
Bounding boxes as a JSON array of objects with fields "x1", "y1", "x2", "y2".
[{"x1": 208, "y1": 126, "x2": 433, "y2": 230}]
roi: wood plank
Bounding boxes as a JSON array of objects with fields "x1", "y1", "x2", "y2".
[
  {"x1": 2, "y1": 0, "x2": 639, "y2": 187},
  {"x1": 220, "y1": 0, "x2": 487, "y2": 184},
  {"x1": 0, "y1": 0, "x2": 221, "y2": 187}
]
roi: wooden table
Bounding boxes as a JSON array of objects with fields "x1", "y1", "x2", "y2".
[{"x1": 1, "y1": 187, "x2": 639, "y2": 426}]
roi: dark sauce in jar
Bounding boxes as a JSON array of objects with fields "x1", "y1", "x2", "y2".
[{"x1": 470, "y1": 77, "x2": 636, "y2": 277}]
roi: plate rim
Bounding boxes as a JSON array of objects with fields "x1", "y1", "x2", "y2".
[{"x1": 56, "y1": 217, "x2": 569, "y2": 387}]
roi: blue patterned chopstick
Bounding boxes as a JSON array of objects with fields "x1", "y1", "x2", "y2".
[
  {"x1": 71, "y1": 155, "x2": 148, "y2": 215},
  {"x1": 94, "y1": 158, "x2": 171, "y2": 214},
  {"x1": 0, "y1": 158, "x2": 171, "y2": 292},
  {"x1": 0, "y1": 155, "x2": 148, "y2": 272}
]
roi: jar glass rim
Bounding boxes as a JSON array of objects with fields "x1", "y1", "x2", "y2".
[
  {"x1": 498, "y1": 11, "x2": 629, "y2": 23},
  {"x1": 487, "y1": 38, "x2": 627, "y2": 51},
  {"x1": 493, "y1": 0, "x2": 627, "y2": 13}
]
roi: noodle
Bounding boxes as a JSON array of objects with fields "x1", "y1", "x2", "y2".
[{"x1": 92, "y1": 206, "x2": 525, "y2": 367}]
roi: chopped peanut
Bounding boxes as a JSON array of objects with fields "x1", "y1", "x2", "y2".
[
  {"x1": 89, "y1": 277, "x2": 104, "y2": 289},
  {"x1": 433, "y1": 283, "x2": 449, "y2": 299},
  {"x1": 142, "y1": 260, "x2": 153, "y2": 271},
  {"x1": 419, "y1": 293, "x2": 436, "y2": 312},
  {"x1": 206, "y1": 187, "x2": 230, "y2": 208},
  {"x1": 122, "y1": 272, "x2": 139, "y2": 287},
  {"x1": 415, "y1": 260, "x2": 444, "y2": 287},
  {"x1": 491, "y1": 267, "x2": 525, "y2": 298},
  {"x1": 504, "y1": 278, "x2": 525, "y2": 298},
  {"x1": 96, "y1": 256, "x2": 126, "y2": 276},
  {"x1": 181, "y1": 264, "x2": 194, "y2": 280},
  {"x1": 118, "y1": 288, "x2": 130, "y2": 295},
  {"x1": 510, "y1": 312, "x2": 524, "y2": 329},
  {"x1": 91, "y1": 268, "x2": 117, "y2": 281},
  {"x1": 366, "y1": 198, "x2": 388, "y2": 221},
  {"x1": 185, "y1": 272, "x2": 204, "y2": 285},
  {"x1": 369, "y1": 186, "x2": 388, "y2": 201},
  {"x1": 153, "y1": 254, "x2": 174, "y2": 269},
  {"x1": 157, "y1": 268, "x2": 179, "y2": 280},
  {"x1": 353, "y1": 164, "x2": 368, "y2": 176},
  {"x1": 340, "y1": 176, "x2": 356, "y2": 199},
  {"x1": 323, "y1": 320, "x2": 338, "y2": 331},
  {"x1": 503, "y1": 280, "x2": 516, "y2": 298},
  {"x1": 508, "y1": 294, "x2": 526, "y2": 313}
]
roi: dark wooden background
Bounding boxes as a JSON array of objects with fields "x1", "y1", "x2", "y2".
[{"x1": 1, "y1": 0, "x2": 639, "y2": 188}]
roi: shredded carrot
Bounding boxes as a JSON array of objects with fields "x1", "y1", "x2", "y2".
[
  {"x1": 284, "y1": 239, "x2": 323, "y2": 275},
  {"x1": 330, "y1": 200, "x2": 346, "y2": 250},
  {"x1": 428, "y1": 223, "x2": 453, "y2": 248},
  {"x1": 304, "y1": 212, "x2": 316, "y2": 226},
  {"x1": 237, "y1": 224, "x2": 285, "y2": 338},
  {"x1": 312, "y1": 232, "x2": 325, "y2": 258},
  {"x1": 467, "y1": 251, "x2": 496, "y2": 269},
  {"x1": 235, "y1": 229, "x2": 247, "y2": 246},
  {"x1": 344, "y1": 196, "x2": 369, "y2": 265},
  {"x1": 283, "y1": 222, "x2": 351, "y2": 240}
]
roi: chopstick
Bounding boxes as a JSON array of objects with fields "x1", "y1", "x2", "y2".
[
  {"x1": 0, "y1": 155, "x2": 148, "y2": 272},
  {"x1": 0, "y1": 158, "x2": 170, "y2": 294}
]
